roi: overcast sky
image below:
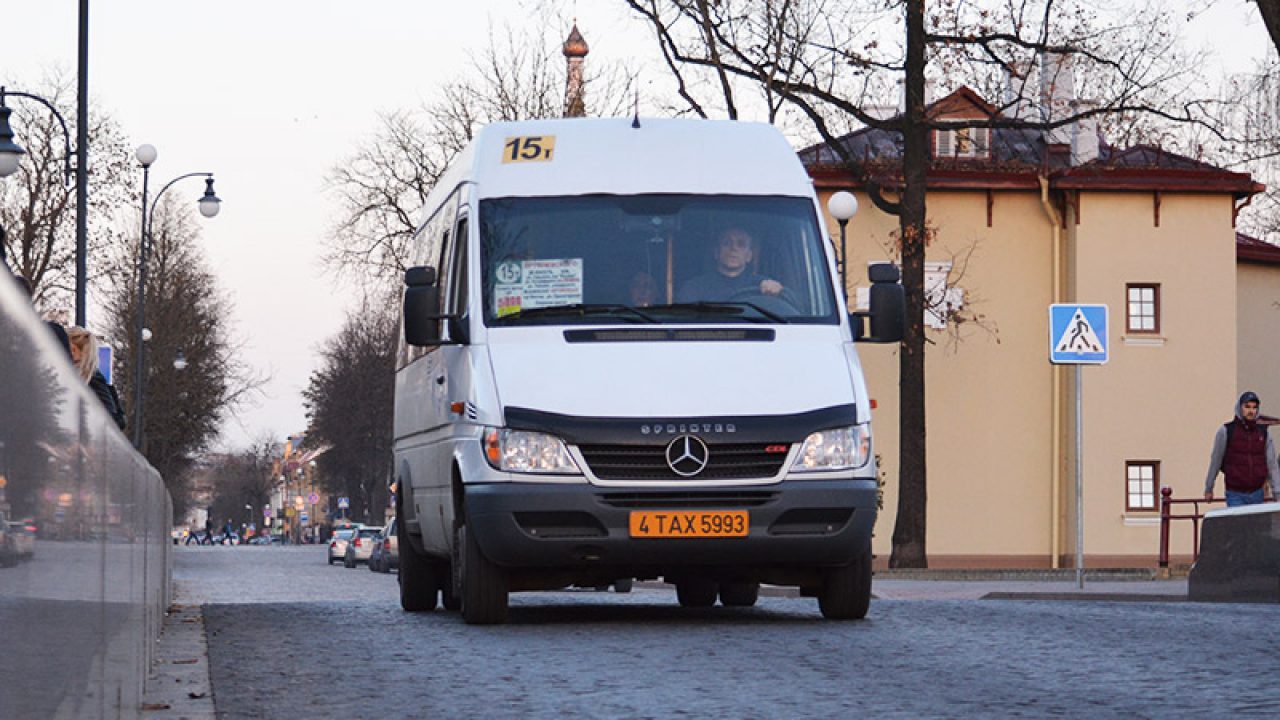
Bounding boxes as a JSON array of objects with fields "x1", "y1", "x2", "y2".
[{"x1": 0, "y1": 1, "x2": 1269, "y2": 451}]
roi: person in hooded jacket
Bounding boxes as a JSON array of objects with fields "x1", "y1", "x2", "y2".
[{"x1": 1204, "y1": 391, "x2": 1280, "y2": 507}]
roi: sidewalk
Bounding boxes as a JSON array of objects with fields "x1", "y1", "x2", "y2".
[
  {"x1": 142, "y1": 582, "x2": 215, "y2": 720},
  {"x1": 872, "y1": 568, "x2": 1188, "y2": 602}
]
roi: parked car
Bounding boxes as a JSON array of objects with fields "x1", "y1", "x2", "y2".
[
  {"x1": 0, "y1": 512, "x2": 17, "y2": 568},
  {"x1": 343, "y1": 526, "x2": 383, "y2": 568},
  {"x1": 328, "y1": 528, "x2": 357, "y2": 565},
  {"x1": 368, "y1": 518, "x2": 399, "y2": 573},
  {"x1": 7, "y1": 521, "x2": 35, "y2": 560}
]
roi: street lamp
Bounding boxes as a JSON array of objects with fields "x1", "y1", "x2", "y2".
[
  {"x1": 173, "y1": 348, "x2": 188, "y2": 371},
  {"x1": 0, "y1": 87, "x2": 74, "y2": 184},
  {"x1": 826, "y1": 191, "x2": 859, "y2": 302},
  {"x1": 130, "y1": 144, "x2": 222, "y2": 450},
  {"x1": 0, "y1": 86, "x2": 87, "y2": 322}
]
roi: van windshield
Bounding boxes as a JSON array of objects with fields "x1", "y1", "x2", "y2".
[{"x1": 479, "y1": 195, "x2": 838, "y2": 326}]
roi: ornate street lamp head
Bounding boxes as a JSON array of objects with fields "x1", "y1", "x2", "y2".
[
  {"x1": 198, "y1": 176, "x2": 221, "y2": 218},
  {"x1": 0, "y1": 105, "x2": 28, "y2": 178}
]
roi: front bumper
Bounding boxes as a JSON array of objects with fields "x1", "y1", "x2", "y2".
[{"x1": 465, "y1": 478, "x2": 877, "y2": 571}]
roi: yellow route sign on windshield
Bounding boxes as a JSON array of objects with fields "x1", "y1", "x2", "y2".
[{"x1": 502, "y1": 136, "x2": 555, "y2": 163}]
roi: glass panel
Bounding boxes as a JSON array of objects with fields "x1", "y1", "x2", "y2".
[
  {"x1": 479, "y1": 195, "x2": 838, "y2": 326},
  {"x1": 0, "y1": 275, "x2": 169, "y2": 716}
]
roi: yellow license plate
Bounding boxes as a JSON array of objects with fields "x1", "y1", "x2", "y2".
[{"x1": 629, "y1": 511, "x2": 749, "y2": 538}]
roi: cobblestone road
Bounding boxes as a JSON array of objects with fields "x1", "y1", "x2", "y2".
[{"x1": 180, "y1": 546, "x2": 1279, "y2": 718}]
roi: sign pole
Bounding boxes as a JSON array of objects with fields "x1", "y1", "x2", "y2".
[
  {"x1": 1049, "y1": 303, "x2": 1108, "y2": 591},
  {"x1": 1075, "y1": 363, "x2": 1084, "y2": 589}
]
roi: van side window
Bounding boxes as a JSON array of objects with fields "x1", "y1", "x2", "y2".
[{"x1": 448, "y1": 218, "x2": 469, "y2": 318}]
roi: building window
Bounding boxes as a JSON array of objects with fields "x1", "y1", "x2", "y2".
[
  {"x1": 1126, "y1": 461, "x2": 1160, "y2": 511},
  {"x1": 935, "y1": 127, "x2": 989, "y2": 159},
  {"x1": 1126, "y1": 284, "x2": 1159, "y2": 333}
]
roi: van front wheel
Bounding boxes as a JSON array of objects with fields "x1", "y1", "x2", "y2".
[
  {"x1": 458, "y1": 525, "x2": 508, "y2": 625},
  {"x1": 398, "y1": 498, "x2": 439, "y2": 612},
  {"x1": 818, "y1": 545, "x2": 872, "y2": 620}
]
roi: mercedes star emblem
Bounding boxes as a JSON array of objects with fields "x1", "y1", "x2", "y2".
[{"x1": 665, "y1": 435, "x2": 710, "y2": 477}]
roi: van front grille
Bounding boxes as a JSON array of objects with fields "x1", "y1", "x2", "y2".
[{"x1": 578, "y1": 442, "x2": 788, "y2": 481}]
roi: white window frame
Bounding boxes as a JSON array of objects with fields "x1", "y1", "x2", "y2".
[{"x1": 1125, "y1": 461, "x2": 1160, "y2": 512}]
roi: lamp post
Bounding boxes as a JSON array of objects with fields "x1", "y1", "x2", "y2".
[
  {"x1": 0, "y1": 87, "x2": 75, "y2": 274},
  {"x1": 130, "y1": 144, "x2": 221, "y2": 450},
  {"x1": 826, "y1": 191, "x2": 859, "y2": 303}
]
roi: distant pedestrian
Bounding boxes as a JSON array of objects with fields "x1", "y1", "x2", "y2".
[
  {"x1": 66, "y1": 326, "x2": 127, "y2": 430},
  {"x1": 1204, "y1": 391, "x2": 1280, "y2": 507}
]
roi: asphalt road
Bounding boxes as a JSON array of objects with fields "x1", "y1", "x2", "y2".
[{"x1": 179, "y1": 546, "x2": 1280, "y2": 718}]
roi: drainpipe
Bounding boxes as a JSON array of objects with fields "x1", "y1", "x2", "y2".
[{"x1": 1039, "y1": 176, "x2": 1062, "y2": 569}]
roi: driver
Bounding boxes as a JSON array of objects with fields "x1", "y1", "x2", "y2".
[{"x1": 676, "y1": 227, "x2": 786, "y2": 303}]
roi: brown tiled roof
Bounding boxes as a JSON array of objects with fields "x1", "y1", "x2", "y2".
[
  {"x1": 800, "y1": 87, "x2": 1262, "y2": 197},
  {"x1": 1237, "y1": 232, "x2": 1280, "y2": 265}
]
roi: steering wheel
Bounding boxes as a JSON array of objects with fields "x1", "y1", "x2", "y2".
[{"x1": 727, "y1": 285, "x2": 800, "y2": 314}]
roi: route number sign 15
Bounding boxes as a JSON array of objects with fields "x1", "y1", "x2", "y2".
[{"x1": 502, "y1": 135, "x2": 556, "y2": 163}]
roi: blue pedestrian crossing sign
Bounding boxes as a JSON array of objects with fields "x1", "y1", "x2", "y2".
[{"x1": 1049, "y1": 304, "x2": 1108, "y2": 364}]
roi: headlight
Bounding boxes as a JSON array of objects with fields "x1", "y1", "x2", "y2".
[
  {"x1": 483, "y1": 428, "x2": 581, "y2": 474},
  {"x1": 791, "y1": 425, "x2": 870, "y2": 472}
]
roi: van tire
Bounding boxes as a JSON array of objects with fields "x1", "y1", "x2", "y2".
[
  {"x1": 458, "y1": 525, "x2": 508, "y2": 624},
  {"x1": 818, "y1": 545, "x2": 871, "y2": 620},
  {"x1": 719, "y1": 581, "x2": 759, "y2": 607},
  {"x1": 613, "y1": 578, "x2": 633, "y2": 593},
  {"x1": 398, "y1": 495, "x2": 439, "y2": 612},
  {"x1": 675, "y1": 579, "x2": 717, "y2": 607}
]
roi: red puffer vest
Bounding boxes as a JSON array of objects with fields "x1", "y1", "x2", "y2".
[{"x1": 1222, "y1": 419, "x2": 1269, "y2": 492}]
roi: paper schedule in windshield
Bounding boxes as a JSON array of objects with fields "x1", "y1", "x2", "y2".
[{"x1": 494, "y1": 259, "x2": 584, "y2": 317}]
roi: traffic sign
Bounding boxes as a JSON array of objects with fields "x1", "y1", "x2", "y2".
[
  {"x1": 300, "y1": 511, "x2": 309, "y2": 522},
  {"x1": 307, "y1": 492, "x2": 319, "y2": 505},
  {"x1": 1049, "y1": 304, "x2": 1108, "y2": 364},
  {"x1": 338, "y1": 497, "x2": 349, "y2": 509},
  {"x1": 263, "y1": 506, "x2": 272, "y2": 518}
]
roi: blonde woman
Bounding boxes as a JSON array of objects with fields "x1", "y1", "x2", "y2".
[{"x1": 66, "y1": 327, "x2": 127, "y2": 430}]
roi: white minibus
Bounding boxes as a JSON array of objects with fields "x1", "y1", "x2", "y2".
[{"x1": 394, "y1": 117, "x2": 903, "y2": 624}]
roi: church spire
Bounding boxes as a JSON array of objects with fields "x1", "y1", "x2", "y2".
[{"x1": 563, "y1": 22, "x2": 589, "y2": 118}]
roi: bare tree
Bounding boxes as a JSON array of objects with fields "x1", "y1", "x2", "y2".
[
  {"x1": 100, "y1": 200, "x2": 262, "y2": 516},
  {"x1": 0, "y1": 71, "x2": 134, "y2": 315},
  {"x1": 623, "y1": 0, "x2": 1215, "y2": 567},
  {"x1": 302, "y1": 295, "x2": 398, "y2": 524},
  {"x1": 206, "y1": 439, "x2": 278, "y2": 533},
  {"x1": 324, "y1": 18, "x2": 636, "y2": 286}
]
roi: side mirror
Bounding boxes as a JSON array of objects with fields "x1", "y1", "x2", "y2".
[
  {"x1": 404, "y1": 266, "x2": 442, "y2": 346},
  {"x1": 853, "y1": 262, "x2": 905, "y2": 344}
]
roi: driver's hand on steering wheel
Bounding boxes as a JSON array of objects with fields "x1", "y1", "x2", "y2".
[{"x1": 760, "y1": 279, "x2": 783, "y2": 296}]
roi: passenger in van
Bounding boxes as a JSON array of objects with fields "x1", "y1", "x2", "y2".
[
  {"x1": 628, "y1": 271, "x2": 659, "y2": 307},
  {"x1": 676, "y1": 227, "x2": 787, "y2": 303}
]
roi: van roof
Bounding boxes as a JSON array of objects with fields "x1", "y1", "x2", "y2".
[{"x1": 463, "y1": 117, "x2": 815, "y2": 200}]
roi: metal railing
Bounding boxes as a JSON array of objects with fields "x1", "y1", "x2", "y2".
[{"x1": 1158, "y1": 487, "x2": 1223, "y2": 569}]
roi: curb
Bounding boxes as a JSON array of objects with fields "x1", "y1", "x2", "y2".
[
  {"x1": 983, "y1": 591, "x2": 1188, "y2": 603},
  {"x1": 141, "y1": 601, "x2": 216, "y2": 719}
]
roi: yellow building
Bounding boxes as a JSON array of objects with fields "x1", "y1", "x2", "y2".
[{"x1": 801, "y1": 87, "x2": 1263, "y2": 568}]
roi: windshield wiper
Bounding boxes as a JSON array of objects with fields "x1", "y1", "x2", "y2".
[
  {"x1": 661, "y1": 302, "x2": 789, "y2": 324},
  {"x1": 501, "y1": 303, "x2": 659, "y2": 324}
]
